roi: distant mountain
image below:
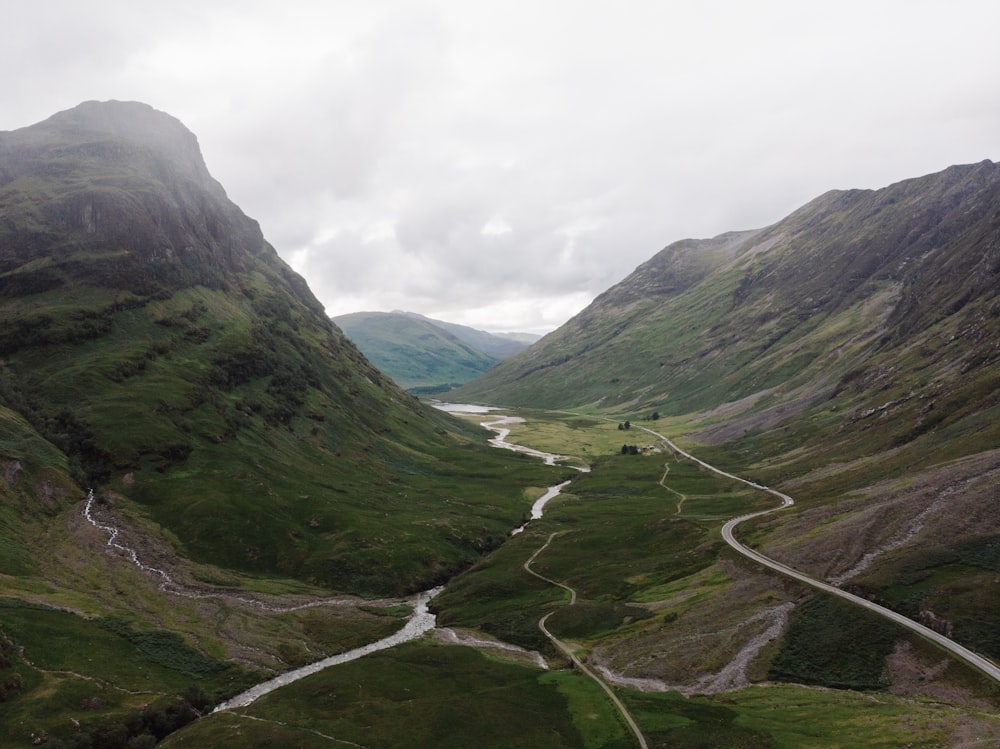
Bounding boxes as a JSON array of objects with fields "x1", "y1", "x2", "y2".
[
  {"x1": 400, "y1": 311, "x2": 540, "y2": 359},
  {"x1": 0, "y1": 101, "x2": 541, "y2": 596},
  {"x1": 333, "y1": 310, "x2": 536, "y2": 394}
]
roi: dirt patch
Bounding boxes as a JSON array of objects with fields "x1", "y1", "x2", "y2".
[
  {"x1": 587, "y1": 560, "x2": 798, "y2": 694},
  {"x1": 435, "y1": 627, "x2": 548, "y2": 670},
  {"x1": 758, "y1": 449, "x2": 1000, "y2": 583},
  {"x1": 695, "y1": 389, "x2": 776, "y2": 423},
  {"x1": 692, "y1": 387, "x2": 831, "y2": 446},
  {"x1": 886, "y1": 640, "x2": 992, "y2": 709},
  {"x1": 948, "y1": 719, "x2": 1000, "y2": 749}
]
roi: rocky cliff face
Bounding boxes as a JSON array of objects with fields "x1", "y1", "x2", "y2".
[{"x1": 0, "y1": 100, "x2": 312, "y2": 301}]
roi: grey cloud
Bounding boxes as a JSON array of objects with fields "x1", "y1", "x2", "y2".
[{"x1": 4, "y1": 1, "x2": 1000, "y2": 333}]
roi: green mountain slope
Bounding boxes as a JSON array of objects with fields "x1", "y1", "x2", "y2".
[
  {"x1": 0, "y1": 101, "x2": 553, "y2": 597},
  {"x1": 333, "y1": 310, "x2": 502, "y2": 393},
  {"x1": 451, "y1": 160, "x2": 1000, "y2": 448},
  {"x1": 401, "y1": 311, "x2": 539, "y2": 359},
  {"x1": 447, "y1": 160, "x2": 1000, "y2": 685}
]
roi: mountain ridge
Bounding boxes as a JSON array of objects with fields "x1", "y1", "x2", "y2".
[
  {"x1": 450, "y1": 159, "x2": 1000, "y2": 418},
  {"x1": 398, "y1": 311, "x2": 540, "y2": 358},
  {"x1": 439, "y1": 159, "x2": 1000, "y2": 722},
  {"x1": 333, "y1": 309, "x2": 537, "y2": 393},
  {"x1": 0, "y1": 100, "x2": 550, "y2": 596}
]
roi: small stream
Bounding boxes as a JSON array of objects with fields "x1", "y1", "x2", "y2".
[
  {"x1": 84, "y1": 490, "x2": 172, "y2": 588},
  {"x1": 448, "y1": 405, "x2": 590, "y2": 534},
  {"x1": 480, "y1": 414, "x2": 591, "y2": 472},
  {"x1": 511, "y1": 480, "x2": 572, "y2": 535}
]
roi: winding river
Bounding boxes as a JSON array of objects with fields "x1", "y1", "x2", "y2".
[
  {"x1": 83, "y1": 404, "x2": 580, "y2": 712},
  {"x1": 434, "y1": 404, "x2": 589, "y2": 534},
  {"x1": 215, "y1": 405, "x2": 581, "y2": 709}
]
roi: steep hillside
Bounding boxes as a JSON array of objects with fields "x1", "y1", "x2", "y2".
[
  {"x1": 333, "y1": 310, "x2": 499, "y2": 393},
  {"x1": 448, "y1": 160, "x2": 1000, "y2": 685},
  {"x1": 452, "y1": 161, "x2": 1000, "y2": 460},
  {"x1": 0, "y1": 101, "x2": 554, "y2": 597}
]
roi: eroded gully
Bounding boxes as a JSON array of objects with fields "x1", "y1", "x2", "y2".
[{"x1": 638, "y1": 424, "x2": 1000, "y2": 686}]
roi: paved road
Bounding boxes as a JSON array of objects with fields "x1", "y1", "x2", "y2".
[{"x1": 639, "y1": 426, "x2": 1000, "y2": 685}]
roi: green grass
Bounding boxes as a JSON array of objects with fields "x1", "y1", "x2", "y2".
[
  {"x1": 0, "y1": 599, "x2": 255, "y2": 695},
  {"x1": 621, "y1": 690, "x2": 774, "y2": 748},
  {"x1": 545, "y1": 600, "x2": 654, "y2": 639},
  {"x1": 166, "y1": 641, "x2": 595, "y2": 749},
  {"x1": 724, "y1": 683, "x2": 1000, "y2": 748},
  {"x1": 0, "y1": 600, "x2": 259, "y2": 749}
]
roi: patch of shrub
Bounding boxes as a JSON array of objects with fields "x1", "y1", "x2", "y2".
[
  {"x1": 44, "y1": 694, "x2": 202, "y2": 749},
  {"x1": 546, "y1": 600, "x2": 653, "y2": 638},
  {"x1": 956, "y1": 534, "x2": 1000, "y2": 572},
  {"x1": 95, "y1": 618, "x2": 224, "y2": 678},
  {"x1": 41, "y1": 407, "x2": 113, "y2": 485},
  {"x1": 768, "y1": 595, "x2": 897, "y2": 690},
  {"x1": 0, "y1": 628, "x2": 25, "y2": 702}
]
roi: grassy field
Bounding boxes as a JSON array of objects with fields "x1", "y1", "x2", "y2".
[
  {"x1": 162, "y1": 640, "x2": 1000, "y2": 749},
  {"x1": 623, "y1": 684, "x2": 1000, "y2": 749},
  {"x1": 5, "y1": 408, "x2": 1000, "y2": 747},
  {"x1": 432, "y1": 410, "x2": 1000, "y2": 747},
  {"x1": 0, "y1": 599, "x2": 259, "y2": 748},
  {"x1": 165, "y1": 642, "x2": 616, "y2": 749}
]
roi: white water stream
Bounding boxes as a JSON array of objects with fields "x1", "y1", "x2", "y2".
[
  {"x1": 469, "y1": 410, "x2": 589, "y2": 537},
  {"x1": 84, "y1": 490, "x2": 172, "y2": 587},
  {"x1": 511, "y1": 480, "x2": 572, "y2": 535},
  {"x1": 213, "y1": 587, "x2": 441, "y2": 711},
  {"x1": 81, "y1": 404, "x2": 580, "y2": 712}
]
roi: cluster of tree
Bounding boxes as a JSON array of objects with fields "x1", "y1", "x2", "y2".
[
  {"x1": 0, "y1": 307, "x2": 114, "y2": 357},
  {"x1": 0, "y1": 629, "x2": 24, "y2": 702},
  {"x1": 41, "y1": 686, "x2": 213, "y2": 749},
  {"x1": 621, "y1": 444, "x2": 641, "y2": 455},
  {"x1": 615, "y1": 412, "x2": 659, "y2": 431}
]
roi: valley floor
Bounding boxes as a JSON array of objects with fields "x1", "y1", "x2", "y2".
[{"x1": 4, "y1": 407, "x2": 1000, "y2": 748}]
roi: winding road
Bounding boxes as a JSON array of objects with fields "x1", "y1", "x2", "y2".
[
  {"x1": 524, "y1": 532, "x2": 649, "y2": 749},
  {"x1": 639, "y1": 425, "x2": 1000, "y2": 685}
]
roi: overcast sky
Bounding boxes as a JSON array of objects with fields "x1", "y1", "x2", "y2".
[{"x1": 5, "y1": 1, "x2": 999, "y2": 333}]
